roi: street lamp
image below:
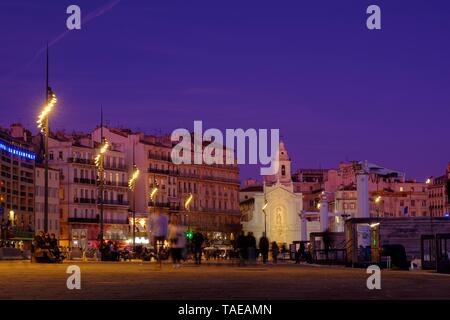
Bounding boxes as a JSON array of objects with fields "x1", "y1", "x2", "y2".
[
  {"x1": 184, "y1": 192, "x2": 193, "y2": 211},
  {"x1": 128, "y1": 165, "x2": 140, "y2": 251},
  {"x1": 95, "y1": 138, "x2": 109, "y2": 242},
  {"x1": 36, "y1": 88, "x2": 57, "y2": 233},
  {"x1": 262, "y1": 199, "x2": 268, "y2": 236},
  {"x1": 149, "y1": 183, "x2": 159, "y2": 203},
  {"x1": 375, "y1": 195, "x2": 382, "y2": 217},
  {"x1": 184, "y1": 192, "x2": 193, "y2": 234},
  {"x1": 184, "y1": 192, "x2": 193, "y2": 223},
  {"x1": 9, "y1": 210, "x2": 14, "y2": 227}
]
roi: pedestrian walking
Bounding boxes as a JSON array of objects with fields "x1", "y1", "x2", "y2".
[
  {"x1": 271, "y1": 241, "x2": 279, "y2": 264},
  {"x1": 237, "y1": 231, "x2": 247, "y2": 266},
  {"x1": 192, "y1": 231, "x2": 205, "y2": 265},
  {"x1": 259, "y1": 233, "x2": 269, "y2": 264},
  {"x1": 168, "y1": 216, "x2": 186, "y2": 268},
  {"x1": 246, "y1": 232, "x2": 257, "y2": 264}
]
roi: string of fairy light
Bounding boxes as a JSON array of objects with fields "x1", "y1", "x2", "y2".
[
  {"x1": 36, "y1": 92, "x2": 57, "y2": 132},
  {"x1": 95, "y1": 140, "x2": 109, "y2": 169},
  {"x1": 128, "y1": 166, "x2": 140, "y2": 191}
]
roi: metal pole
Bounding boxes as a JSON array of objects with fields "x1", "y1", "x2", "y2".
[
  {"x1": 99, "y1": 107, "x2": 104, "y2": 242},
  {"x1": 44, "y1": 43, "x2": 49, "y2": 233},
  {"x1": 132, "y1": 143, "x2": 136, "y2": 251},
  {"x1": 133, "y1": 190, "x2": 136, "y2": 251},
  {"x1": 264, "y1": 210, "x2": 267, "y2": 236}
]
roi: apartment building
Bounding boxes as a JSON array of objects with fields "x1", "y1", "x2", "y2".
[
  {"x1": 0, "y1": 124, "x2": 35, "y2": 233},
  {"x1": 92, "y1": 126, "x2": 241, "y2": 241},
  {"x1": 34, "y1": 164, "x2": 60, "y2": 236},
  {"x1": 47, "y1": 131, "x2": 129, "y2": 247}
]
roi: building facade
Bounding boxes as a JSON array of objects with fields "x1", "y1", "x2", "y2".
[
  {"x1": 428, "y1": 163, "x2": 450, "y2": 217},
  {"x1": 294, "y1": 161, "x2": 430, "y2": 220},
  {"x1": 240, "y1": 142, "x2": 316, "y2": 245},
  {"x1": 34, "y1": 164, "x2": 60, "y2": 236},
  {"x1": 0, "y1": 124, "x2": 36, "y2": 234},
  {"x1": 47, "y1": 131, "x2": 129, "y2": 248},
  {"x1": 92, "y1": 127, "x2": 241, "y2": 242}
]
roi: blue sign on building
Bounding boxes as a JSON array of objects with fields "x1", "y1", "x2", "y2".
[{"x1": 0, "y1": 140, "x2": 35, "y2": 160}]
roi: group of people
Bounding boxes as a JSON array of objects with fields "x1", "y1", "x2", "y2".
[
  {"x1": 32, "y1": 231, "x2": 63, "y2": 262},
  {"x1": 99, "y1": 240, "x2": 121, "y2": 261},
  {"x1": 148, "y1": 211, "x2": 217, "y2": 267},
  {"x1": 236, "y1": 231, "x2": 281, "y2": 265}
]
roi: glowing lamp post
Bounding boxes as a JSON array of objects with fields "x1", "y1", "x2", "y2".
[
  {"x1": 128, "y1": 165, "x2": 140, "y2": 251},
  {"x1": 262, "y1": 199, "x2": 268, "y2": 236},
  {"x1": 95, "y1": 139, "x2": 109, "y2": 242},
  {"x1": 150, "y1": 183, "x2": 159, "y2": 203},
  {"x1": 9, "y1": 210, "x2": 15, "y2": 227},
  {"x1": 184, "y1": 193, "x2": 193, "y2": 211},
  {"x1": 375, "y1": 195, "x2": 382, "y2": 217},
  {"x1": 36, "y1": 88, "x2": 57, "y2": 233},
  {"x1": 184, "y1": 192, "x2": 193, "y2": 230},
  {"x1": 149, "y1": 180, "x2": 159, "y2": 239}
]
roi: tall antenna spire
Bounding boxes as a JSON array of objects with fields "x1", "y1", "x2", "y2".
[
  {"x1": 46, "y1": 42, "x2": 49, "y2": 97},
  {"x1": 100, "y1": 105, "x2": 103, "y2": 142}
]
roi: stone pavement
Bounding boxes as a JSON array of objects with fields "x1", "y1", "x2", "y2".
[{"x1": 0, "y1": 260, "x2": 449, "y2": 300}]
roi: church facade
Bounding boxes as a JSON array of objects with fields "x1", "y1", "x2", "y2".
[{"x1": 240, "y1": 142, "x2": 318, "y2": 245}]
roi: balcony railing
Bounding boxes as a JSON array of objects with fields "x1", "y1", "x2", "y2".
[
  {"x1": 104, "y1": 180, "x2": 128, "y2": 188},
  {"x1": 148, "y1": 168, "x2": 178, "y2": 175},
  {"x1": 200, "y1": 175, "x2": 240, "y2": 184},
  {"x1": 104, "y1": 219, "x2": 129, "y2": 224},
  {"x1": 68, "y1": 217, "x2": 99, "y2": 223},
  {"x1": 20, "y1": 163, "x2": 34, "y2": 170},
  {"x1": 68, "y1": 217, "x2": 129, "y2": 224},
  {"x1": 20, "y1": 177, "x2": 33, "y2": 184},
  {"x1": 101, "y1": 199, "x2": 130, "y2": 206},
  {"x1": 74, "y1": 197, "x2": 96, "y2": 204},
  {"x1": 103, "y1": 163, "x2": 128, "y2": 171},
  {"x1": 147, "y1": 168, "x2": 239, "y2": 185},
  {"x1": 67, "y1": 157, "x2": 95, "y2": 166},
  {"x1": 148, "y1": 154, "x2": 171, "y2": 162},
  {"x1": 148, "y1": 201, "x2": 180, "y2": 211},
  {"x1": 148, "y1": 201, "x2": 171, "y2": 208},
  {"x1": 176, "y1": 171, "x2": 239, "y2": 185},
  {"x1": 74, "y1": 177, "x2": 97, "y2": 185}
]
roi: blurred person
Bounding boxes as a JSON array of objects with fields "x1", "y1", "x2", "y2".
[
  {"x1": 237, "y1": 231, "x2": 247, "y2": 266},
  {"x1": 149, "y1": 209, "x2": 169, "y2": 257},
  {"x1": 258, "y1": 233, "x2": 269, "y2": 264},
  {"x1": 49, "y1": 233, "x2": 62, "y2": 260},
  {"x1": 271, "y1": 241, "x2": 279, "y2": 264},
  {"x1": 246, "y1": 232, "x2": 257, "y2": 264},
  {"x1": 192, "y1": 231, "x2": 205, "y2": 265},
  {"x1": 168, "y1": 216, "x2": 186, "y2": 268}
]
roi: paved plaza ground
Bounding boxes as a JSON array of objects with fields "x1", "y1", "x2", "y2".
[{"x1": 0, "y1": 260, "x2": 449, "y2": 300}]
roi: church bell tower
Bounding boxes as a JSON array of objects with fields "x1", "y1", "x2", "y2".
[{"x1": 276, "y1": 141, "x2": 292, "y2": 186}]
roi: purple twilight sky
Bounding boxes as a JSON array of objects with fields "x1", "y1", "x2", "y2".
[{"x1": 0, "y1": 0, "x2": 449, "y2": 182}]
